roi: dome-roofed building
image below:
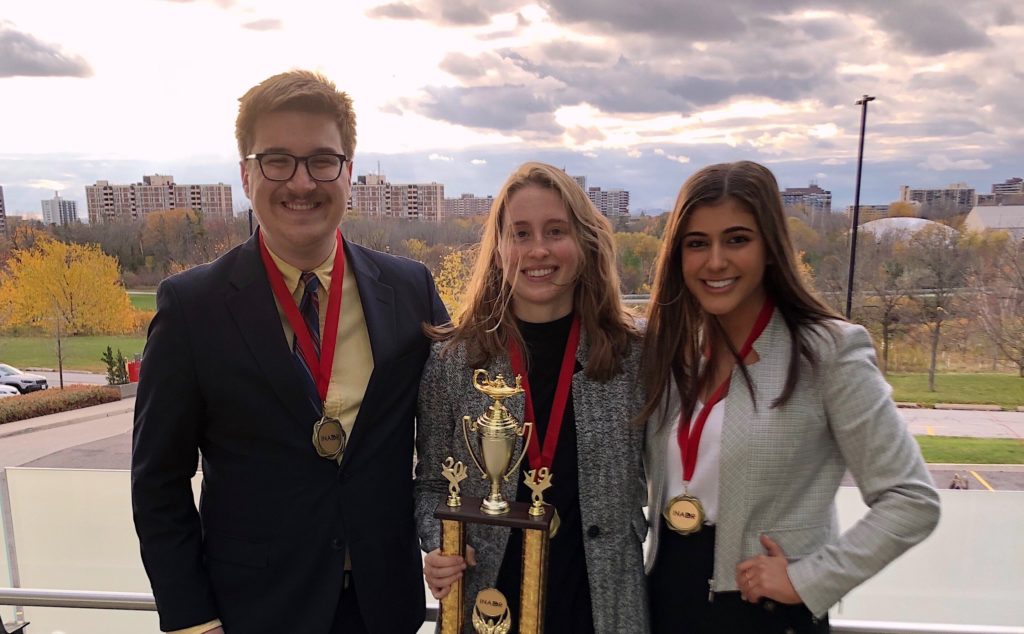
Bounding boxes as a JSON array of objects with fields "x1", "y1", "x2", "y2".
[{"x1": 860, "y1": 217, "x2": 959, "y2": 240}]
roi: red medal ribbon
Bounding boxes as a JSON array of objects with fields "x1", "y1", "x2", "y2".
[
  {"x1": 508, "y1": 313, "x2": 581, "y2": 478},
  {"x1": 677, "y1": 298, "x2": 774, "y2": 481},
  {"x1": 258, "y1": 228, "x2": 345, "y2": 403}
]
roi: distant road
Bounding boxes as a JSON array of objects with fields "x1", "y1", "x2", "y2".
[
  {"x1": 901, "y1": 408, "x2": 1024, "y2": 439},
  {"x1": 33, "y1": 370, "x2": 110, "y2": 387}
]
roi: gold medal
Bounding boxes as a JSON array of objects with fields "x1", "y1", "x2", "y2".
[
  {"x1": 312, "y1": 416, "x2": 346, "y2": 460},
  {"x1": 663, "y1": 494, "x2": 705, "y2": 535}
]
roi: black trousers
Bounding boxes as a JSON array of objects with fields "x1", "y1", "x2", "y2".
[
  {"x1": 330, "y1": 571, "x2": 368, "y2": 634},
  {"x1": 649, "y1": 520, "x2": 829, "y2": 634}
]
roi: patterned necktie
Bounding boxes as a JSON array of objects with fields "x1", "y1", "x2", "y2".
[{"x1": 293, "y1": 271, "x2": 321, "y2": 400}]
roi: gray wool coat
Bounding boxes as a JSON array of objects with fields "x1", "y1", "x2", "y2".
[{"x1": 414, "y1": 333, "x2": 650, "y2": 634}]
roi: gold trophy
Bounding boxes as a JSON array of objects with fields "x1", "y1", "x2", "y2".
[{"x1": 435, "y1": 370, "x2": 555, "y2": 634}]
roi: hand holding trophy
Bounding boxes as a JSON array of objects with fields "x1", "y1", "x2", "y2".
[{"x1": 435, "y1": 370, "x2": 555, "y2": 634}]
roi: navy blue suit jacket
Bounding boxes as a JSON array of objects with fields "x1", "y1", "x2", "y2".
[{"x1": 132, "y1": 233, "x2": 448, "y2": 633}]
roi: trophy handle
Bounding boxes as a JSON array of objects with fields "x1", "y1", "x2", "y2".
[
  {"x1": 461, "y1": 415, "x2": 487, "y2": 479},
  {"x1": 503, "y1": 420, "x2": 533, "y2": 482}
]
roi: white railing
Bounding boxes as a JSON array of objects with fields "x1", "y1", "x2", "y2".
[{"x1": 2, "y1": 468, "x2": 1022, "y2": 633}]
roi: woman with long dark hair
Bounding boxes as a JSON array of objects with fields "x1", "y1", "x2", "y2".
[{"x1": 640, "y1": 160, "x2": 939, "y2": 633}]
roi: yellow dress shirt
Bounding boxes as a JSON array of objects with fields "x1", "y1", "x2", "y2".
[{"x1": 165, "y1": 240, "x2": 374, "y2": 634}]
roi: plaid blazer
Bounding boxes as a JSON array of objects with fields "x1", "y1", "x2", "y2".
[
  {"x1": 415, "y1": 333, "x2": 649, "y2": 634},
  {"x1": 644, "y1": 312, "x2": 940, "y2": 617}
]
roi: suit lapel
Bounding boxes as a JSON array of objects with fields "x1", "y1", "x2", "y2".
[
  {"x1": 716, "y1": 310, "x2": 789, "y2": 581},
  {"x1": 224, "y1": 235, "x2": 319, "y2": 424},
  {"x1": 338, "y1": 241, "x2": 396, "y2": 469},
  {"x1": 344, "y1": 241, "x2": 396, "y2": 365}
]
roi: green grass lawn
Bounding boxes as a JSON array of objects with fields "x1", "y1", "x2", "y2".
[
  {"x1": 887, "y1": 373, "x2": 1024, "y2": 409},
  {"x1": 916, "y1": 435, "x2": 1024, "y2": 464},
  {"x1": 128, "y1": 291, "x2": 157, "y2": 311},
  {"x1": 0, "y1": 335, "x2": 147, "y2": 373}
]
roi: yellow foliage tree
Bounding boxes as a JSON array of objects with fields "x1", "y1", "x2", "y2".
[
  {"x1": 887, "y1": 201, "x2": 917, "y2": 218},
  {"x1": 0, "y1": 237, "x2": 135, "y2": 336},
  {"x1": 434, "y1": 246, "x2": 477, "y2": 318}
]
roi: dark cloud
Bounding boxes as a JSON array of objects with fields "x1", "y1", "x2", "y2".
[
  {"x1": 499, "y1": 52, "x2": 828, "y2": 113},
  {"x1": 415, "y1": 84, "x2": 560, "y2": 133},
  {"x1": 366, "y1": 2, "x2": 427, "y2": 20},
  {"x1": 439, "y1": 53, "x2": 491, "y2": 80},
  {"x1": 872, "y1": 1, "x2": 990, "y2": 55},
  {"x1": 242, "y1": 19, "x2": 283, "y2": 31},
  {"x1": 162, "y1": 0, "x2": 236, "y2": 6},
  {"x1": 541, "y1": 0, "x2": 747, "y2": 39},
  {"x1": 440, "y1": 1, "x2": 492, "y2": 26},
  {"x1": 993, "y1": 4, "x2": 1016, "y2": 25},
  {"x1": 367, "y1": 0, "x2": 521, "y2": 26},
  {"x1": 0, "y1": 23, "x2": 92, "y2": 78},
  {"x1": 537, "y1": 41, "x2": 611, "y2": 64}
]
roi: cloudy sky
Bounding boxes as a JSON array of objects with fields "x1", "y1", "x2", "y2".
[{"x1": 1, "y1": 0, "x2": 1021, "y2": 219}]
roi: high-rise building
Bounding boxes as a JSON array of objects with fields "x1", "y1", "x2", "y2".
[
  {"x1": 898, "y1": 183, "x2": 976, "y2": 215},
  {"x1": 348, "y1": 175, "x2": 444, "y2": 221},
  {"x1": 86, "y1": 174, "x2": 233, "y2": 223},
  {"x1": 844, "y1": 204, "x2": 892, "y2": 224},
  {"x1": 41, "y1": 192, "x2": 79, "y2": 226},
  {"x1": 586, "y1": 187, "x2": 630, "y2": 217},
  {"x1": 992, "y1": 177, "x2": 1023, "y2": 195},
  {"x1": 0, "y1": 185, "x2": 7, "y2": 236},
  {"x1": 781, "y1": 183, "x2": 832, "y2": 214},
  {"x1": 571, "y1": 175, "x2": 587, "y2": 191},
  {"x1": 444, "y1": 193, "x2": 494, "y2": 217}
]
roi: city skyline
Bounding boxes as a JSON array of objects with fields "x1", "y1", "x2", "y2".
[{"x1": 1, "y1": 0, "x2": 1021, "y2": 217}]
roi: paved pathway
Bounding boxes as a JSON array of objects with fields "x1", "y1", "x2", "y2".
[
  {"x1": 901, "y1": 408, "x2": 1024, "y2": 439},
  {"x1": 2, "y1": 400, "x2": 1022, "y2": 489}
]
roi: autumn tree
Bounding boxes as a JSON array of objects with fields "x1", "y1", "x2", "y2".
[
  {"x1": 615, "y1": 232, "x2": 661, "y2": 294},
  {"x1": 856, "y1": 233, "x2": 913, "y2": 374},
  {"x1": 434, "y1": 246, "x2": 477, "y2": 317},
  {"x1": 969, "y1": 232, "x2": 1024, "y2": 376},
  {"x1": 0, "y1": 237, "x2": 135, "y2": 384},
  {"x1": 906, "y1": 226, "x2": 970, "y2": 391},
  {"x1": 887, "y1": 201, "x2": 917, "y2": 218}
]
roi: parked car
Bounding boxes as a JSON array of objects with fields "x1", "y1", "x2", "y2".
[
  {"x1": 0, "y1": 384, "x2": 19, "y2": 398},
  {"x1": 0, "y1": 364, "x2": 48, "y2": 393}
]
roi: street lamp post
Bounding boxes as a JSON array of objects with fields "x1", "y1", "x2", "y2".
[{"x1": 845, "y1": 94, "x2": 876, "y2": 319}]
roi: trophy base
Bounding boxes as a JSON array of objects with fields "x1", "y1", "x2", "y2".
[
  {"x1": 481, "y1": 496, "x2": 510, "y2": 515},
  {"x1": 436, "y1": 497, "x2": 555, "y2": 634}
]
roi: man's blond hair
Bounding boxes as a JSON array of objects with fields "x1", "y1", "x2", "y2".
[{"x1": 235, "y1": 70, "x2": 356, "y2": 159}]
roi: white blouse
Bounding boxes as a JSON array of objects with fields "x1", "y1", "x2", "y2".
[{"x1": 662, "y1": 399, "x2": 724, "y2": 525}]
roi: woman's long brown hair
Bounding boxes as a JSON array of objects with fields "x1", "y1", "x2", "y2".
[
  {"x1": 428, "y1": 161, "x2": 637, "y2": 380},
  {"x1": 637, "y1": 161, "x2": 840, "y2": 428}
]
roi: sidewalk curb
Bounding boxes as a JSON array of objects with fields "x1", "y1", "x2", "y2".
[
  {"x1": 934, "y1": 403, "x2": 1004, "y2": 412},
  {"x1": 0, "y1": 403, "x2": 135, "y2": 440},
  {"x1": 898, "y1": 402, "x2": 1019, "y2": 412}
]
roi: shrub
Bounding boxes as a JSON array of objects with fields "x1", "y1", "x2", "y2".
[
  {"x1": 101, "y1": 346, "x2": 129, "y2": 385},
  {"x1": 0, "y1": 385, "x2": 121, "y2": 425}
]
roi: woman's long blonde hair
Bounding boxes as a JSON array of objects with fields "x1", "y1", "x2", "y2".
[{"x1": 432, "y1": 161, "x2": 637, "y2": 380}]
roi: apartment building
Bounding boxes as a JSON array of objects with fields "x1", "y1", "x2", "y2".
[
  {"x1": 586, "y1": 187, "x2": 630, "y2": 217},
  {"x1": 898, "y1": 183, "x2": 976, "y2": 215},
  {"x1": 348, "y1": 174, "x2": 444, "y2": 221},
  {"x1": 41, "y1": 192, "x2": 79, "y2": 226},
  {"x1": 781, "y1": 183, "x2": 832, "y2": 214},
  {"x1": 443, "y1": 193, "x2": 494, "y2": 217},
  {"x1": 86, "y1": 174, "x2": 233, "y2": 223},
  {"x1": 844, "y1": 204, "x2": 891, "y2": 224}
]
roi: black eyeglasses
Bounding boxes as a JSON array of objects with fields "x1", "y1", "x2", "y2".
[{"x1": 245, "y1": 152, "x2": 347, "y2": 182}]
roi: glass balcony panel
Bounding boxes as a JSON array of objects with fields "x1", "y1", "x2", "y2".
[{"x1": 1, "y1": 468, "x2": 1022, "y2": 631}]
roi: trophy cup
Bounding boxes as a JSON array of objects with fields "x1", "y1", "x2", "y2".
[{"x1": 435, "y1": 370, "x2": 556, "y2": 634}]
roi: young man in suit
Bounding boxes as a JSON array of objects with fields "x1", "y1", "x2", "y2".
[{"x1": 132, "y1": 70, "x2": 448, "y2": 634}]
